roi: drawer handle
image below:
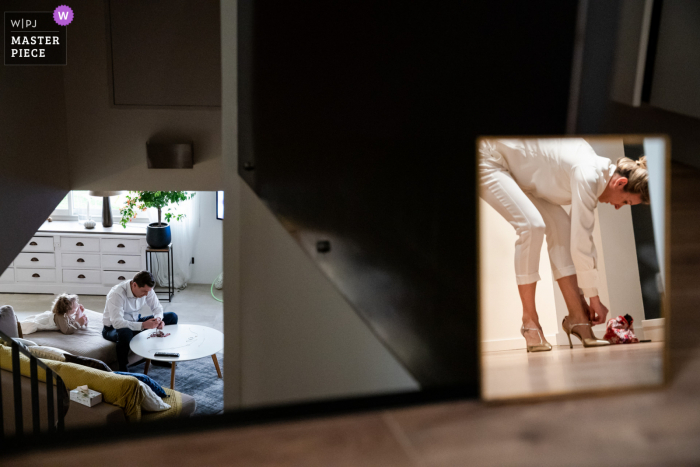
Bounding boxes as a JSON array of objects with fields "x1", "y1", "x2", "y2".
[
  {"x1": 118, "y1": 260, "x2": 126, "y2": 264},
  {"x1": 77, "y1": 258, "x2": 85, "y2": 263},
  {"x1": 29, "y1": 241, "x2": 37, "y2": 246},
  {"x1": 31, "y1": 257, "x2": 39, "y2": 262},
  {"x1": 117, "y1": 244, "x2": 125, "y2": 248},
  {"x1": 118, "y1": 276, "x2": 126, "y2": 280},
  {"x1": 76, "y1": 242, "x2": 84, "y2": 247},
  {"x1": 78, "y1": 274, "x2": 86, "y2": 279},
  {"x1": 32, "y1": 273, "x2": 40, "y2": 278}
]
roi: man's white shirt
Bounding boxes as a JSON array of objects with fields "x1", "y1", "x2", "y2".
[{"x1": 103, "y1": 280, "x2": 164, "y2": 331}]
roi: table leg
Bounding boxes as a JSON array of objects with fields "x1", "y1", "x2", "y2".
[
  {"x1": 144, "y1": 359, "x2": 151, "y2": 375},
  {"x1": 212, "y1": 354, "x2": 222, "y2": 378},
  {"x1": 171, "y1": 362, "x2": 176, "y2": 389}
]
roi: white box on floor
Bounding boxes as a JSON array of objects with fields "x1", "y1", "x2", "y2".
[{"x1": 70, "y1": 386, "x2": 102, "y2": 407}]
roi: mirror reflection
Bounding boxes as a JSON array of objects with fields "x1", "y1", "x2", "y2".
[{"x1": 479, "y1": 136, "x2": 667, "y2": 400}]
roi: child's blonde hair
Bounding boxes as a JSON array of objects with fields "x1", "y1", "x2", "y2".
[{"x1": 52, "y1": 293, "x2": 79, "y2": 316}]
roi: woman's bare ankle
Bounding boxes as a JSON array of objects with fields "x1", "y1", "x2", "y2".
[
  {"x1": 521, "y1": 317, "x2": 549, "y2": 346},
  {"x1": 565, "y1": 313, "x2": 589, "y2": 324},
  {"x1": 522, "y1": 315, "x2": 541, "y2": 329},
  {"x1": 564, "y1": 314, "x2": 594, "y2": 339}
]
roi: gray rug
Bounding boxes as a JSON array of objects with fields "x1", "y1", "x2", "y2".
[{"x1": 128, "y1": 352, "x2": 224, "y2": 416}]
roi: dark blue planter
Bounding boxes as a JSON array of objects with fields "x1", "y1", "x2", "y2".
[{"x1": 147, "y1": 223, "x2": 171, "y2": 248}]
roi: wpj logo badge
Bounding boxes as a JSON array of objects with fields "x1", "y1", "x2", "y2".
[{"x1": 4, "y1": 6, "x2": 71, "y2": 65}]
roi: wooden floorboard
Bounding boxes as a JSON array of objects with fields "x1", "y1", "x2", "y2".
[
  {"x1": 482, "y1": 343, "x2": 664, "y2": 400},
  {"x1": 7, "y1": 161, "x2": 700, "y2": 466},
  {"x1": 6, "y1": 413, "x2": 419, "y2": 467}
]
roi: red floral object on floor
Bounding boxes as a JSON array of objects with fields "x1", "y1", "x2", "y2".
[{"x1": 603, "y1": 314, "x2": 639, "y2": 344}]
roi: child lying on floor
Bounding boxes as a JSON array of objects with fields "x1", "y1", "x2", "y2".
[{"x1": 52, "y1": 293, "x2": 89, "y2": 335}]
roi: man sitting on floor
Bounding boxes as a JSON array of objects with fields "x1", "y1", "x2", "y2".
[{"x1": 102, "y1": 271, "x2": 178, "y2": 371}]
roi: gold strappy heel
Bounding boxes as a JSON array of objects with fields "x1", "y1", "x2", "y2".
[
  {"x1": 562, "y1": 317, "x2": 610, "y2": 348},
  {"x1": 520, "y1": 325, "x2": 552, "y2": 353}
]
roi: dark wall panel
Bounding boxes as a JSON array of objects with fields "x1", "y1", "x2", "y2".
[
  {"x1": 579, "y1": 0, "x2": 700, "y2": 170},
  {"x1": 650, "y1": 0, "x2": 700, "y2": 120},
  {"x1": 239, "y1": 1, "x2": 578, "y2": 390},
  {"x1": 0, "y1": 0, "x2": 71, "y2": 275},
  {"x1": 109, "y1": 0, "x2": 221, "y2": 107}
]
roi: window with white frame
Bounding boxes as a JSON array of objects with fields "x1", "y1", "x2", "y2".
[{"x1": 52, "y1": 191, "x2": 150, "y2": 222}]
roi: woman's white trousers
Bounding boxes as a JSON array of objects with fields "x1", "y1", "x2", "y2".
[{"x1": 479, "y1": 157, "x2": 577, "y2": 285}]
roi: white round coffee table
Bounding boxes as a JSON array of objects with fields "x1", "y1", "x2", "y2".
[{"x1": 129, "y1": 324, "x2": 223, "y2": 389}]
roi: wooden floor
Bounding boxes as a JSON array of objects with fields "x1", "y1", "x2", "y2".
[
  {"x1": 6, "y1": 163, "x2": 700, "y2": 466},
  {"x1": 483, "y1": 342, "x2": 664, "y2": 400}
]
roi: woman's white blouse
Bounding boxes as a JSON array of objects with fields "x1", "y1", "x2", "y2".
[{"x1": 480, "y1": 138, "x2": 616, "y2": 298}]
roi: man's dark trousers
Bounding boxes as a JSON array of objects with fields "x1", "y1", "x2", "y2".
[{"x1": 102, "y1": 312, "x2": 178, "y2": 371}]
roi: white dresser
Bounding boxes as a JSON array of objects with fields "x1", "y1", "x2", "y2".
[{"x1": 0, "y1": 221, "x2": 148, "y2": 295}]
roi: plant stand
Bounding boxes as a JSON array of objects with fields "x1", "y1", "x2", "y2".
[{"x1": 145, "y1": 243, "x2": 174, "y2": 302}]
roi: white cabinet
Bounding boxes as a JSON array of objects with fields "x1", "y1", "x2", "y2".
[
  {"x1": 62, "y1": 253, "x2": 101, "y2": 269},
  {"x1": 62, "y1": 269, "x2": 102, "y2": 284},
  {"x1": 23, "y1": 236, "x2": 54, "y2": 252},
  {"x1": 0, "y1": 226, "x2": 147, "y2": 295},
  {"x1": 61, "y1": 237, "x2": 100, "y2": 252},
  {"x1": 102, "y1": 238, "x2": 140, "y2": 254},
  {"x1": 16, "y1": 269, "x2": 57, "y2": 283},
  {"x1": 103, "y1": 270, "x2": 139, "y2": 286},
  {"x1": 0, "y1": 269, "x2": 15, "y2": 283},
  {"x1": 15, "y1": 253, "x2": 56, "y2": 269},
  {"x1": 102, "y1": 254, "x2": 141, "y2": 270}
]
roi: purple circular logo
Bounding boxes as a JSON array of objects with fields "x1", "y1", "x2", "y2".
[{"x1": 54, "y1": 5, "x2": 74, "y2": 26}]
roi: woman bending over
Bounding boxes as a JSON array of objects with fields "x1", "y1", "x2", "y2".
[{"x1": 479, "y1": 138, "x2": 649, "y2": 351}]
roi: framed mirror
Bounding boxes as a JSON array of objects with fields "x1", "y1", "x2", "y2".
[{"x1": 478, "y1": 135, "x2": 669, "y2": 401}]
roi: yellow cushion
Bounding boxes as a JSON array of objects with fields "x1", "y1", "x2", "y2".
[
  {"x1": 0, "y1": 343, "x2": 48, "y2": 380},
  {"x1": 1, "y1": 344, "x2": 187, "y2": 422},
  {"x1": 0, "y1": 344, "x2": 143, "y2": 421},
  {"x1": 141, "y1": 387, "x2": 183, "y2": 422}
]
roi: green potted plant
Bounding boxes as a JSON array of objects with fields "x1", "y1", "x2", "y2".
[{"x1": 119, "y1": 191, "x2": 195, "y2": 248}]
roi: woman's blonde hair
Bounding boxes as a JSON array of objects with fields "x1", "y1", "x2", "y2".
[
  {"x1": 615, "y1": 156, "x2": 650, "y2": 204},
  {"x1": 52, "y1": 293, "x2": 78, "y2": 316}
]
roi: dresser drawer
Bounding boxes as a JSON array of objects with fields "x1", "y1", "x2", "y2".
[
  {"x1": 16, "y1": 269, "x2": 57, "y2": 283},
  {"x1": 102, "y1": 254, "x2": 141, "y2": 270},
  {"x1": 103, "y1": 270, "x2": 139, "y2": 285},
  {"x1": 22, "y1": 236, "x2": 54, "y2": 252},
  {"x1": 15, "y1": 253, "x2": 56, "y2": 269},
  {"x1": 101, "y1": 239, "x2": 141, "y2": 254},
  {"x1": 0, "y1": 268, "x2": 14, "y2": 283},
  {"x1": 61, "y1": 237, "x2": 100, "y2": 252},
  {"x1": 62, "y1": 269, "x2": 101, "y2": 284},
  {"x1": 62, "y1": 253, "x2": 101, "y2": 269}
]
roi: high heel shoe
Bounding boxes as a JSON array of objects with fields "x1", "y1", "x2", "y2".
[
  {"x1": 520, "y1": 325, "x2": 552, "y2": 352},
  {"x1": 561, "y1": 317, "x2": 610, "y2": 348}
]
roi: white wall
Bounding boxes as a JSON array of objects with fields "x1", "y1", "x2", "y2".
[
  {"x1": 190, "y1": 191, "x2": 224, "y2": 285},
  {"x1": 480, "y1": 200, "x2": 559, "y2": 351}
]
